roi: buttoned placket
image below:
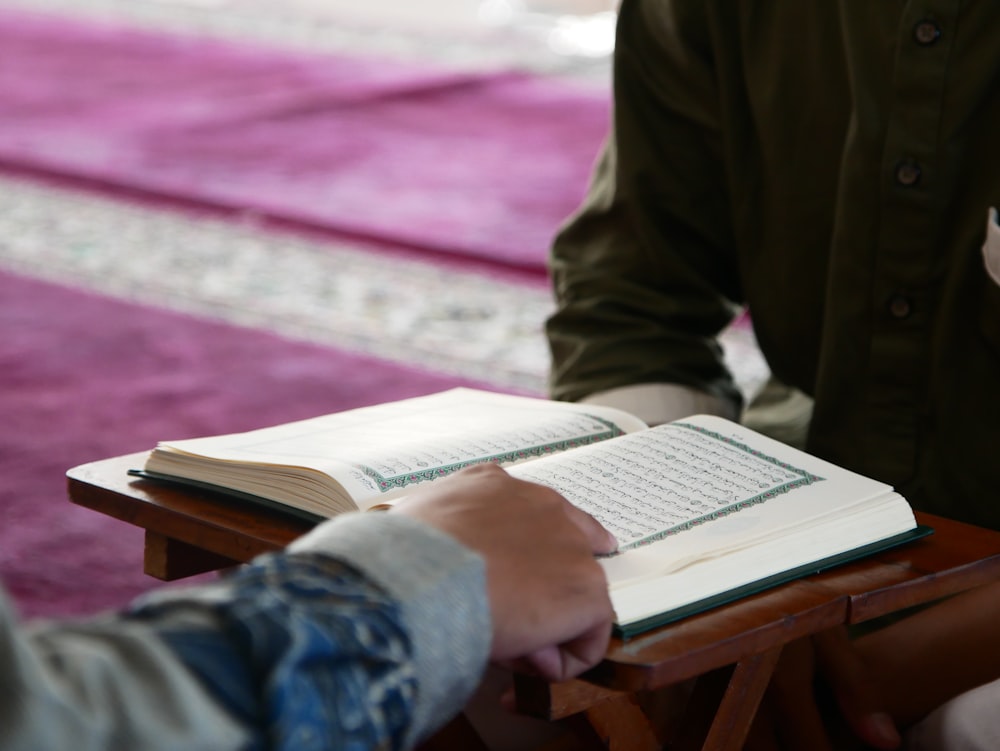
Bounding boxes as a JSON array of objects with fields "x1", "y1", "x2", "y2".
[{"x1": 866, "y1": 3, "x2": 960, "y2": 479}]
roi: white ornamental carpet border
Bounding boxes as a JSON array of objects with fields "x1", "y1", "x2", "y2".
[{"x1": 0, "y1": 174, "x2": 769, "y2": 398}]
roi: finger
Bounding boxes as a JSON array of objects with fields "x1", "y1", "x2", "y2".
[
  {"x1": 813, "y1": 628, "x2": 901, "y2": 749},
  {"x1": 773, "y1": 701, "x2": 832, "y2": 751},
  {"x1": 519, "y1": 620, "x2": 613, "y2": 682},
  {"x1": 767, "y1": 639, "x2": 833, "y2": 751},
  {"x1": 499, "y1": 684, "x2": 518, "y2": 713},
  {"x1": 559, "y1": 499, "x2": 618, "y2": 555},
  {"x1": 519, "y1": 645, "x2": 563, "y2": 682}
]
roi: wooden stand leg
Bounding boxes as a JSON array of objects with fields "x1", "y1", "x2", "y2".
[
  {"x1": 672, "y1": 646, "x2": 783, "y2": 751},
  {"x1": 417, "y1": 713, "x2": 491, "y2": 751},
  {"x1": 144, "y1": 531, "x2": 241, "y2": 580},
  {"x1": 570, "y1": 693, "x2": 662, "y2": 751},
  {"x1": 513, "y1": 676, "x2": 661, "y2": 751}
]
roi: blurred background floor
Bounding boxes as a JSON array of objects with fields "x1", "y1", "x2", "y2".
[
  {"x1": 0, "y1": 0, "x2": 768, "y2": 619},
  {"x1": 1, "y1": 0, "x2": 618, "y2": 80},
  {"x1": 0, "y1": 0, "x2": 764, "y2": 416},
  {"x1": 0, "y1": 0, "x2": 624, "y2": 618}
]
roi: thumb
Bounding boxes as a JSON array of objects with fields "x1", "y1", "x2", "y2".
[
  {"x1": 561, "y1": 501, "x2": 618, "y2": 556},
  {"x1": 517, "y1": 619, "x2": 612, "y2": 683},
  {"x1": 847, "y1": 713, "x2": 902, "y2": 751},
  {"x1": 814, "y1": 628, "x2": 901, "y2": 750}
]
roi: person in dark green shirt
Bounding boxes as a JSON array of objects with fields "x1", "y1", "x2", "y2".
[
  {"x1": 547, "y1": 0, "x2": 1000, "y2": 531},
  {"x1": 546, "y1": 2, "x2": 1000, "y2": 748}
]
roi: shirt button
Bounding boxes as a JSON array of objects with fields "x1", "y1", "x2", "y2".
[
  {"x1": 895, "y1": 159, "x2": 922, "y2": 187},
  {"x1": 889, "y1": 295, "x2": 912, "y2": 319},
  {"x1": 913, "y1": 20, "x2": 942, "y2": 45}
]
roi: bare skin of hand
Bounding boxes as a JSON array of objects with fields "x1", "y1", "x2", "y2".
[
  {"x1": 853, "y1": 580, "x2": 1000, "y2": 728},
  {"x1": 745, "y1": 578, "x2": 1000, "y2": 750},
  {"x1": 744, "y1": 628, "x2": 901, "y2": 751},
  {"x1": 391, "y1": 463, "x2": 618, "y2": 683}
]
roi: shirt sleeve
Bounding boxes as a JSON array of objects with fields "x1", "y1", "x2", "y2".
[
  {"x1": 546, "y1": 0, "x2": 744, "y2": 411},
  {"x1": 579, "y1": 382, "x2": 739, "y2": 426},
  {"x1": 0, "y1": 512, "x2": 490, "y2": 751}
]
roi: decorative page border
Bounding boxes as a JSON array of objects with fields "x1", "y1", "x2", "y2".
[
  {"x1": 617, "y1": 422, "x2": 825, "y2": 552},
  {"x1": 360, "y1": 416, "x2": 626, "y2": 493}
]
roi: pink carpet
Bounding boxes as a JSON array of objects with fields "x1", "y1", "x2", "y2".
[
  {"x1": 0, "y1": 7, "x2": 607, "y2": 619},
  {"x1": 0, "y1": 8, "x2": 610, "y2": 274},
  {"x1": 0, "y1": 269, "x2": 499, "y2": 618}
]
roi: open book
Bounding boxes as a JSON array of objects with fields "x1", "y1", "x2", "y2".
[{"x1": 134, "y1": 387, "x2": 928, "y2": 636}]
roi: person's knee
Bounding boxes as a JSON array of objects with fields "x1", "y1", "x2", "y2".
[{"x1": 904, "y1": 678, "x2": 1000, "y2": 751}]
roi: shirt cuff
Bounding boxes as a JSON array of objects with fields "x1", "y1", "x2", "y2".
[
  {"x1": 288, "y1": 512, "x2": 491, "y2": 745},
  {"x1": 579, "y1": 382, "x2": 739, "y2": 426}
]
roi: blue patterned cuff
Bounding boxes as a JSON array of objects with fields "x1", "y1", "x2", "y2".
[{"x1": 289, "y1": 512, "x2": 491, "y2": 744}]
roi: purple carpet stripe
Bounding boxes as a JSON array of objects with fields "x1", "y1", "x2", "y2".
[
  {"x1": 0, "y1": 269, "x2": 498, "y2": 617},
  {"x1": 0, "y1": 8, "x2": 610, "y2": 274}
]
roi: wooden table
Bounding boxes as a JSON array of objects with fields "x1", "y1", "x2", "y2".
[{"x1": 68, "y1": 453, "x2": 1000, "y2": 751}]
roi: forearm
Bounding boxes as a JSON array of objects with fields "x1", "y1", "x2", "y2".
[
  {"x1": 1, "y1": 513, "x2": 490, "y2": 751},
  {"x1": 546, "y1": 0, "x2": 744, "y2": 407},
  {"x1": 0, "y1": 590, "x2": 250, "y2": 751},
  {"x1": 579, "y1": 382, "x2": 739, "y2": 427},
  {"x1": 286, "y1": 511, "x2": 492, "y2": 744}
]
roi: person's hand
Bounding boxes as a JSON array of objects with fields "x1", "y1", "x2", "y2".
[
  {"x1": 812, "y1": 627, "x2": 901, "y2": 749},
  {"x1": 391, "y1": 463, "x2": 617, "y2": 682},
  {"x1": 744, "y1": 627, "x2": 901, "y2": 750}
]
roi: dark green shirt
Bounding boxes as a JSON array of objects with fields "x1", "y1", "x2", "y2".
[{"x1": 547, "y1": 0, "x2": 1000, "y2": 528}]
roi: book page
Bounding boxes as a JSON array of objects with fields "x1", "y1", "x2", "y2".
[
  {"x1": 507, "y1": 414, "x2": 906, "y2": 573},
  {"x1": 151, "y1": 388, "x2": 648, "y2": 509},
  {"x1": 609, "y1": 497, "x2": 916, "y2": 629}
]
